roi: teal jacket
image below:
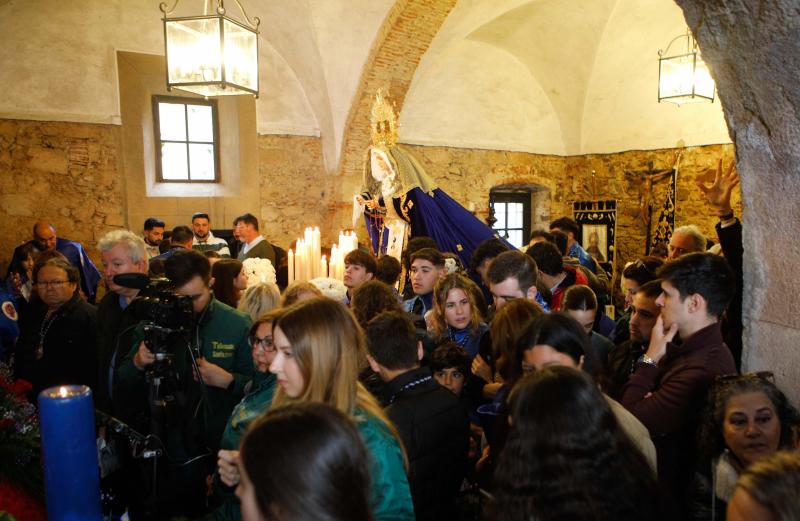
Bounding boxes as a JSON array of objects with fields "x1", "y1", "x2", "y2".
[
  {"x1": 116, "y1": 297, "x2": 253, "y2": 456},
  {"x1": 207, "y1": 405, "x2": 414, "y2": 521},
  {"x1": 220, "y1": 371, "x2": 276, "y2": 450},
  {"x1": 206, "y1": 372, "x2": 276, "y2": 521},
  {"x1": 356, "y1": 410, "x2": 416, "y2": 521}
]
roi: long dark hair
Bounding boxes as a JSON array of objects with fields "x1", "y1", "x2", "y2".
[
  {"x1": 240, "y1": 402, "x2": 374, "y2": 521},
  {"x1": 211, "y1": 258, "x2": 243, "y2": 308},
  {"x1": 491, "y1": 366, "x2": 663, "y2": 521},
  {"x1": 515, "y1": 313, "x2": 601, "y2": 380}
]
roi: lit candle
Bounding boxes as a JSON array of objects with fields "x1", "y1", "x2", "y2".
[
  {"x1": 320, "y1": 254, "x2": 328, "y2": 279},
  {"x1": 38, "y1": 385, "x2": 102, "y2": 521},
  {"x1": 312, "y1": 227, "x2": 321, "y2": 279},
  {"x1": 330, "y1": 244, "x2": 339, "y2": 280},
  {"x1": 288, "y1": 249, "x2": 294, "y2": 285},
  {"x1": 297, "y1": 239, "x2": 306, "y2": 282}
]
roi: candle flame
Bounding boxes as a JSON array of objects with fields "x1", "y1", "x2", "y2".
[{"x1": 59, "y1": 386, "x2": 68, "y2": 398}]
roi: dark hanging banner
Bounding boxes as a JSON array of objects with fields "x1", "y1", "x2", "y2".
[
  {"x1": 649, "y1": 169, "x2": 676, "y2": 255},
  {"x1": 573, "y1": 200, "x2": 616, "y2": 274}
]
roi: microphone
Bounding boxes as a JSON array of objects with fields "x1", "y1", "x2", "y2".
[{"x1": 112, "y1": 273, "x2": 151, "y2": 290}]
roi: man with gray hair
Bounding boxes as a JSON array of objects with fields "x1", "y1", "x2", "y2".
[
  {"x1": 96, "y1": 229, "x2": 149, "y2": 415},
  {"x1": 668, "y1": 224, "x2": 706, "y2": 259}
]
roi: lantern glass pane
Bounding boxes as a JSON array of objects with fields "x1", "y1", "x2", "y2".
[
  {"x1": 659, "y1": 54, "x2": 696, "y2": 99},
  {"x1": 158, "y1": 102, "x2": 186, "y2": 141},
  {"x1": 693, "y1": 59, "x2": 715, "y2": 98},
  {"x1": 223, "y1": 19, "x2": 258, "y2": 91},
  {"x1": 161, "y1": 143, "x2": 189, "y2": 180},
  {"x1": 165, "y1": 17, "x2": 222, "y2": 85},
  {"x1": 189, "y1": 144, "x2": 216, "y2": 180},
  {"x1": 187, "y1": 104, "x2": 213, "y2": 142}
]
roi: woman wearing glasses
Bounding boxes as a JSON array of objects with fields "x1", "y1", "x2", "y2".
[
  {"x1": 14, "y1": 257, "x2": 97, "y2": 396},
  {"x1": 208, "y1": 309, "x2": 281, "y2": 521},
  {"x1": 693, "y1": 373, "x2": 800, "y2": 520},
  {"x1": 218, "y1": 298, "x2": 414, "y2": 521}
]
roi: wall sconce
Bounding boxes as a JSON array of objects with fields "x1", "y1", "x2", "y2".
[
  {"x1": 160, "y1": 0, "x2": 260, "y2": 97},
  {"x1": 658, "y1": 29, "x2": 715, "y2": 104}
]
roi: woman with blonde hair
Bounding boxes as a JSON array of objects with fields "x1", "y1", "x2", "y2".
[
  {"x1": 220, "y1": 298, "x2": 414, "y2": 521},
  {"x1": 279, "y1": 281, "x2": 323, "y2": 307},
  {"x1": 237, "y1": 282, "x2": 281, "y2": 322},
  {"x1": 431, "y1": 273, "x2": 489, "y2": 361}
]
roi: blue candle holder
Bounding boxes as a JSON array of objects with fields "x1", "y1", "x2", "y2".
[{"x1": 38, "y1": 385, "x2": 102, "y2": 521}]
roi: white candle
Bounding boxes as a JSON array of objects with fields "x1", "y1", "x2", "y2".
[
  {"x1": 320, "y1": 255, "x2": 328, "y2": 279},
  {"x1": 297, "y1": 239, "x2": 306, "y2": 282},
  {"x1": 312, "y1": 227, "x2": 321, "y2": 279},
  {"x1": 288, "y1": 249, "x2": 294, "y2": 285}
]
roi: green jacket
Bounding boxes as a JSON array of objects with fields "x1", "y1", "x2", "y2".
[
  {"x1": 220, "y1": 371, "x2": 276, "y2": 450},
  {"x1": 207, "y1": 405, "x2": 414, "y2": 521},
  {"x1": 206, "y1": 372, "x2": 276, "y2": 521},
  {"x1": 356, "y1": 410, "x2": 415, "y2": 521},
  {"x1": 116, "y1": 297, "x2": 253, "y2": 456}
]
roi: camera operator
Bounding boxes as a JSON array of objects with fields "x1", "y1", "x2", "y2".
[
  {"x1": 115, "y1": 249, "x2": 253, "y2": 518},
  {"x1": 96, "y1": 230, "x2": 150, "y2": 416}
]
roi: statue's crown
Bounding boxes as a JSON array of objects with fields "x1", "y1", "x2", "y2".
[{"x1": 370, "y1": 88, "x2": 398, "y2": 147}]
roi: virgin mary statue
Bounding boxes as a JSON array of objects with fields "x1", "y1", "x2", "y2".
[{"x1": 355, "y1": 89, "x2": 512, "y2": 269}]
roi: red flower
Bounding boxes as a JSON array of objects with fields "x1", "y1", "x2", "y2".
[
  {"x1": 9, "y1": 379, "x2": 32, "y2": 396},
  {"x1": 0, "y1": 479, "x2": 46, "y2": 521},
  {"x1": 0, "y1": 418, "x2": 13, "y2": 430}
]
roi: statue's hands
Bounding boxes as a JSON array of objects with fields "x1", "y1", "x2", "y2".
[{"x1": 697, "y1": 158, "x2": 739, "y2": 215}]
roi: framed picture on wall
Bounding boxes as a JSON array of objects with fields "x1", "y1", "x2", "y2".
[
  {"x1": 573, "y1": 200, "x2": 617, "y2": 276},
  {"x1": 581, "y1": 224, "x2": 608, "y2": 263}
]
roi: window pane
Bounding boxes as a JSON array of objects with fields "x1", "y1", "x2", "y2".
[
  {"x1": 493, "y1": 203, "x2": 506, "y2": 229},
  {"x1": 161, "y1": 143, "x2": 188, "y2": 180},
  {"x1": 159, "y1": 103, "x2": 186, "y2": 141},
  {"x1": 507, "y1": 203, "x2": 523, "y2": 229},
  {"x1": 187, "y1": 104, "x2": 214, "y2": 142},
  {"x1": 189, "y1": 144, "x2": 216, "y2": 180},
  {"x1": 508, "y1": 230, "x2": 523, "y2": 249}
]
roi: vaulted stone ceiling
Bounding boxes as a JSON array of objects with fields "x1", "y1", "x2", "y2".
[
  {"x1": 0, "y1": 0, "x2": 730, "y2": 167},
  {"x1": 400, "y1": 0, "x2": 730, "y2": 155}
]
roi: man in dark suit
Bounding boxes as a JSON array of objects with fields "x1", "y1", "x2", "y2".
[{"x1": 233, "y1": 213, "x2": 276, "y2": 265}]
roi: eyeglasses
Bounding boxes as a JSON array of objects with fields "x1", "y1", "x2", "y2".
[
  {"x1": 37, "y1": 280, "x2": 70, "y2": 288},
  {"x1": 249, "y1": 335, "x2": 275, "y2": 353}
]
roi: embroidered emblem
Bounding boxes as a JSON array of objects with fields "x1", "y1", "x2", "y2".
[{"x1": 2, "y1": 301, "x2": 17, "y2": 321}]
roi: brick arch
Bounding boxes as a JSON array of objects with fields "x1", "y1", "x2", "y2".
[{"x1": 332, "y1": 0, "x2": 459, "y2": 190}]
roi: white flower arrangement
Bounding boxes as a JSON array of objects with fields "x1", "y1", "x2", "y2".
[
  {"x1": 444, "y1": 257, "x2": 459, "y2": 275},
  {"x1": 309, "y1": 277, "x2": 348, "y2": 302},
  {"x1": 242, "y1": 257, "x2": 277, "y2": 287}
]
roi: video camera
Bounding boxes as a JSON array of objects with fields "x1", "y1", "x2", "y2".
[{"x1": 112, "y1": 274, "x2": 194, "y2": 361}]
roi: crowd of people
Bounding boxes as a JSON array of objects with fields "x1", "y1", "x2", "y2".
[{"x1": 1, "y1": 160, "x2": 799, "y2": 521}]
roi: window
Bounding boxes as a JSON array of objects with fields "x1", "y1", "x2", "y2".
[
  {"x1": 153, "y1": 96, "x2": 220, "y2": 182},
  {"x1": 490, "y1": 192, "x2": 531, "y2": 249}
]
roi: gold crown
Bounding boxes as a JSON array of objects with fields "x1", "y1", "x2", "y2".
[{"x1": 370, "y1": 88, "x2": 398, "y2": 147}]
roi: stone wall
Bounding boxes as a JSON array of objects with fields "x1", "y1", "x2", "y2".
[
  {"x1": 406, "y1": 142, "x2": 738, "y2": 281},
  {"x1": 0, "y1": 119, "x2": 124, "y2": 272},
  {"x1": 258, "y1": 134, "x2": 328, "y2": 247},
  {"x1": 0, "y1": 118, "x2": 737, "y2": 287}
]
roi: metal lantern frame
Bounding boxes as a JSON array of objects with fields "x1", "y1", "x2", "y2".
[
  {"x1": 160, "y1": 0, "x2": 260, "y2": 97},
  {"x1": 657, "y1": 30, "x2": 715, "y2": 104}
]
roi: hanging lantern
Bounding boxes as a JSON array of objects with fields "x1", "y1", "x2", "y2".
[
  {"x1": 658, "y1": 29, "x2": 715, "y2": 105},
  {"x1": 160, "y1": 0, "x2": 260, "y2": 97}
]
